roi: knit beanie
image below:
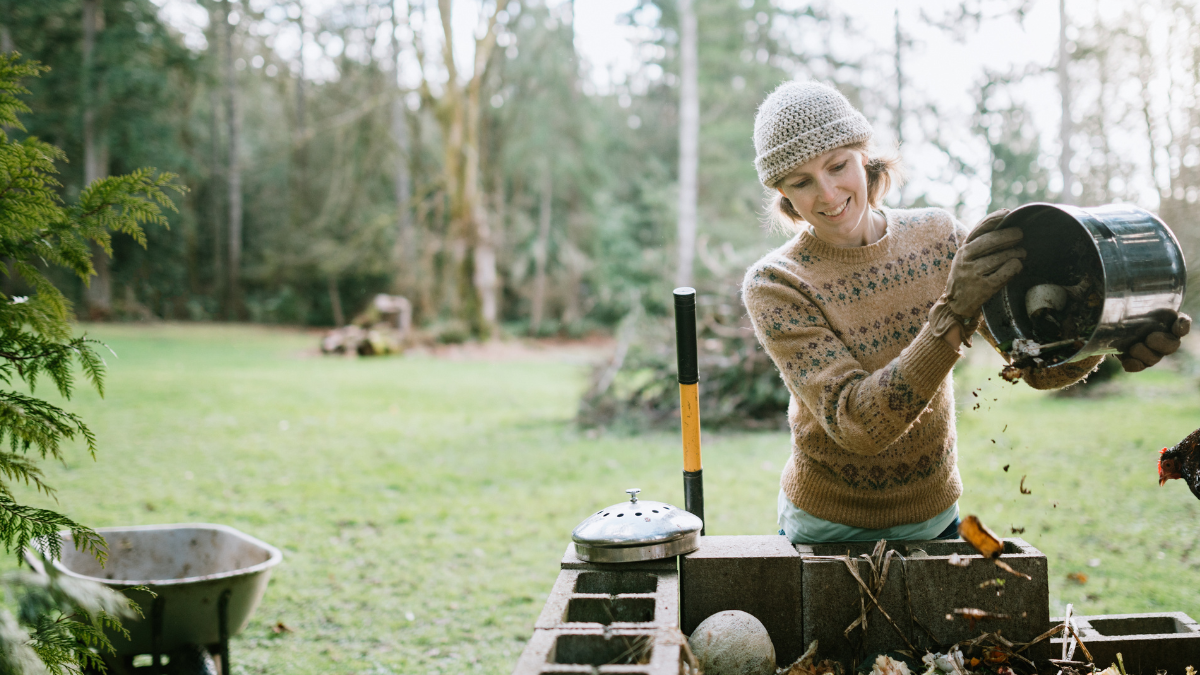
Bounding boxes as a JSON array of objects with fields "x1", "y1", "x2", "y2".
[{"x1": 753, "y1": 81, "x2": 873, "y2": 187}]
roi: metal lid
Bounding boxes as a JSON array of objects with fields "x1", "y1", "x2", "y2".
[{"x1": 571, "y1": 489, "x2": 703, "y2": 563}]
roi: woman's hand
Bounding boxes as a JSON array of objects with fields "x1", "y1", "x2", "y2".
[
  {"x1": 1119, "y1": 312, "x2": 1192, "y2": 372},
  {"x1": 929, "y1": 210, "x2": 1026, "y2": 346}
]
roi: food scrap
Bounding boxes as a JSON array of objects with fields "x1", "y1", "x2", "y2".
[
  {"x1": 959, "y1": 515, "x2": 1004, "y2": 558},
  {"x1": 947, "y1": 553, "x2": 971, "y2": 567}
]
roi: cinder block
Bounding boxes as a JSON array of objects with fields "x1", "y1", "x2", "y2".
[
  {"x1": 511, "y1": 628, "x2": 684, "y2": 675},
  {"x1": 680, "y1": 535, "x2": 805, "y2": 664},
  {"x1": 797, "y1": 538, "x2": 1049, "y2": 664},
  {"x1": 535, "y1": 567, "x2": 679, "y2": 631},
  {"x1": 1050, "y1": 612, "x2": 1200, "y2": 672},
  {"x1": 561, "y1": 543, "x2": 679, "y2": 572}
]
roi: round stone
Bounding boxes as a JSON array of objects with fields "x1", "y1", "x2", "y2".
[{"x1": 687, "y1": 610, "x2": 776, "y2": 675}]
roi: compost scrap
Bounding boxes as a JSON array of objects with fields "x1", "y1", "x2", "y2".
[{"x1": 992, "y1": 210, "x2": 1105, "y2": 382}]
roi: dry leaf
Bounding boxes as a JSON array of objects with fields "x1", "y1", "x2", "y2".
[
  {"x1": 272, "y1": 621, "x2": 293, "y2": 634},
  {"x1": 1010, "y1": 525, "x2": 1024, "y2": 534},
  {"x1": 959, "y1": 515, "x2": 1003, "y2": 558},
  {"x1": 1067, "y1": 571, "x2": 1088, "y2": 584}
]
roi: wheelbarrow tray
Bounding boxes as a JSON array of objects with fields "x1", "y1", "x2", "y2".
[{"x1": 25, "y1": 523, "x2": 282, "y2": 656}]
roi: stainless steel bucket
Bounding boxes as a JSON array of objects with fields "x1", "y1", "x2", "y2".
[{"x1": 981, "y1": 202, "x2": 1187, "y2": 366}]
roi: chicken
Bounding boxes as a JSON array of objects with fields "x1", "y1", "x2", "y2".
[{"x1": 1159, "y1": 428, "x2": 1200, "y2": 499}]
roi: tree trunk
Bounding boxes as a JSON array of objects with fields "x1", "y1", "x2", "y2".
[
  {"x1": 530, "y1": 160, "x2": 552, "y2": 334},
  {"x1": 675, "y1": 0, "x2": 698, "y2": 289},
  {"x1": 1057, "y1": 0, "x2": 1074, "y2": 204},
  {"x1": 328, "y1": 275, "x2": 344, "y2": 327},
  {"x1": 434, "y1": 0, "x2": 508, "y2": 339},
  {"x1": 220, "y1": 0, "x2": 243, "y2": 317},
  {"x1": 1, "y1": 25, "x2": 13, "y2": 53},
  {"x1": 390, "y1": 7, "x2": 415, "y2": 298},
  {"x1": 208, "y1": 86, "x2": 224, "y2": 300},
  {"x1": 82, "y1": 0, "x2": 111, "y2": 319}
]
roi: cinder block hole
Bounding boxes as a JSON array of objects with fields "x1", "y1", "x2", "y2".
[
  {"x1": 549, "y1": 634, "x2": 654, "y2": 665},
  {"x1": 574, "y1": 572, "x2": 657, "y2": 594},
  {"x1": 565, "y1": 597, "x2": 656, "y2": 624},
  {"x1": 1089, "y1": 616, "x2": 1190, "y2": 636}
]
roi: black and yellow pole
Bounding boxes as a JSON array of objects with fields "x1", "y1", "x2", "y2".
[{"x1": 674, "y1": 287, "x2": 704, "y2": 534}]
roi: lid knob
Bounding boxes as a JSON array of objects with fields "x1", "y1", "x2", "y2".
[{"x1": 626, "y1": 488, "x2": 640, "y2": 503}]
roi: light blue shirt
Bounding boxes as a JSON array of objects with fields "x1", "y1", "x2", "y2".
[{"x1": 777, "y1": 488, "x2": 959, "y2": 544}]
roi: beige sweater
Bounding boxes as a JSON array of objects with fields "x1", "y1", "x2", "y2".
[{"x1": 742, "y1": 207, "x2": 1099, "y2": 529}]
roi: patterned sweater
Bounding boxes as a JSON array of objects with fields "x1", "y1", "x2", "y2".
[{"x1": 742, "y1": 207, "x2": 1099, "y2": 529}]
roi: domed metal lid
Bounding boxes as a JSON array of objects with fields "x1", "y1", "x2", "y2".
[{"x1": 571, "y1": 489, "x2": 703, "y2": 563}]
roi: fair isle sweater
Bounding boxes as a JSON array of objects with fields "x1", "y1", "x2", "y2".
[{"x1": 742, "y1": 207, "x2": 1099, "y2": 529}]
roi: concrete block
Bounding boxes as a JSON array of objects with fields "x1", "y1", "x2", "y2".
[
  {"x1": 680, "y1": 535, "x2": 804, "y2": 665},
  {"x1": 511, "y1": 628, "x2": 684, "y2": 675},
  {"x1": 561, "y1": 543, "x2": 679, "y2": 572},
  {"x1": 1050, "y1": 612, "x2": 1200, "y2": 672},
  {"x1": 797, "y1": 538, "x2": 1049, "y2": 664},
  {"x1": 535, "y1": 567, "x2": 679, "y2": 631}
]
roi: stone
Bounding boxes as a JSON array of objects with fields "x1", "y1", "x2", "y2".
[
  {"x1": 680, "y1": 535, "x2": 804, "y2": 663},
  {"x1": 688, "y1": 610, "x2": 776, "y2": 675}
]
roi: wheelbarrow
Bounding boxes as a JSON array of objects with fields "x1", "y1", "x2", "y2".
[{"x1": 25, "y1": 523, "x2": 282, "y2": 674}]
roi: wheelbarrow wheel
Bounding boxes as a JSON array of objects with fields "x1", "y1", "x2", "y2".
[{"x1": 165, "y1": 645, "x2": 218, "y2": 675}]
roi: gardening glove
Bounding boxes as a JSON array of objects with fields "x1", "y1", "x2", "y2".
[
  {"x1": 929, "y1": 209, "x2": 1025, "y2": 346},
  {"x1": 1118, "y1": 312, "x2": 1192, "y2": 372}
]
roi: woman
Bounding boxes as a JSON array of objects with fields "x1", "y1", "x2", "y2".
[{"x1": 742, "y1": 81, "x2": 1189, "y2": 545}]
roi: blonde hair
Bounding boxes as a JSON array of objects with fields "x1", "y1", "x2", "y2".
[{"x1": 765, "y1": 141, "x2": 906, "y2": 234}]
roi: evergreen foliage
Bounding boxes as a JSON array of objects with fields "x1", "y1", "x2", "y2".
[{"x1": 0, "y1": 53, "x2": 180, "y2": 673}]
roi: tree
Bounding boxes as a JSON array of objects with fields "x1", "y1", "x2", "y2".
[
  {"x1": 412, "y1": 0, "x2": 511, "y2": 339},
  {"x1": 0, "y1": 54, "x2": 182, "y2": 672}
]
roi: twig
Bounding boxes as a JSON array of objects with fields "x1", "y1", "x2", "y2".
[
  {"x1": 1069, "y1": 615, "x2": 1094, "y2": 663},
  {"x1": 994, "y1": 559, "x2": 1032, "y2": 580},
  {"x1": 839, "y1": 544, "x2": 917, "y2": 654},
  {"x1": 1013, "y1": 623, "x2": 1065, "y2": 654}
]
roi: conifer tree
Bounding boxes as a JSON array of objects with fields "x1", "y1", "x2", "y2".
[{"x1": 0, "y1": 53, "x2": 182, "y2": 673}]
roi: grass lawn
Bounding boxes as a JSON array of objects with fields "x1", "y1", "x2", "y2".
[{"x1": 9, "y1": 323, "x2": 1200, "y2": 673}]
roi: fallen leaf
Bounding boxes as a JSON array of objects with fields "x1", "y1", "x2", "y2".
[
  {"x1": 959, "y1": 515, "x2": 1003, "y2": 558},
  {"x1": 1067, "y1": 571, "x2": 1088, "y2": 584},
  {"x1": 1010, "y1": 525, "x2": 1025, "y2": 534},
  {"x1": 272, "y1": 621, "x2": 293, "y2": 634}
]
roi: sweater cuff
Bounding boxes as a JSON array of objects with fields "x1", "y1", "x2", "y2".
[{"x1": 898, "y1": 323, "x2": 961, "y2": 398}]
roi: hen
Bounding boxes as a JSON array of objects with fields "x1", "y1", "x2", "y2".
[{"x1": 1159, "y1": 428, "x2": 1200, "y2": 499}]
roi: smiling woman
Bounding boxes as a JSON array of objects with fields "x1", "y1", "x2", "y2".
[{"x1": 741, "y1": 80, "x2": 1105, "y2": 545}]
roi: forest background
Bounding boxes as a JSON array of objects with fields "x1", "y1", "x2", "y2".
[{"x1": 6, "y1": 0, "x2": 1200, "y2": 339}]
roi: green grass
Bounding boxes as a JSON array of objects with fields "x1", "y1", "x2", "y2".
[{"x1": 7, "y1": 324, "x2": 1200, "y2": 673}]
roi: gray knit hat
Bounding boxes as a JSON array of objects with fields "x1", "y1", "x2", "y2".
[{"x1": 753, "y1": 81, "x2": 873, "y2": 187}]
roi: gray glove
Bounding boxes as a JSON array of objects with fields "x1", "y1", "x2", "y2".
[
  {"x1": 929, "y1": 209, "x2": 1026, "y2": 343},
  {"x1": 1119, "y1": 312, "x2": 1191, "y2": 372}
]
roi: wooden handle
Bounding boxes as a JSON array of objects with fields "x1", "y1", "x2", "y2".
[{"x1": 679, "y1": 382, "x2": 701, "y2": 472}]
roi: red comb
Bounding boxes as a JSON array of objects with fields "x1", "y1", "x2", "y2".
[{"x1": 1162, "y1": 447, "x2": 1169, "y2": 454}]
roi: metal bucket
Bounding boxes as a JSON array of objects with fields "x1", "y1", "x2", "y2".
[{"x1": 981, "y1": 202, "x2": 1187, "y2": 366}]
